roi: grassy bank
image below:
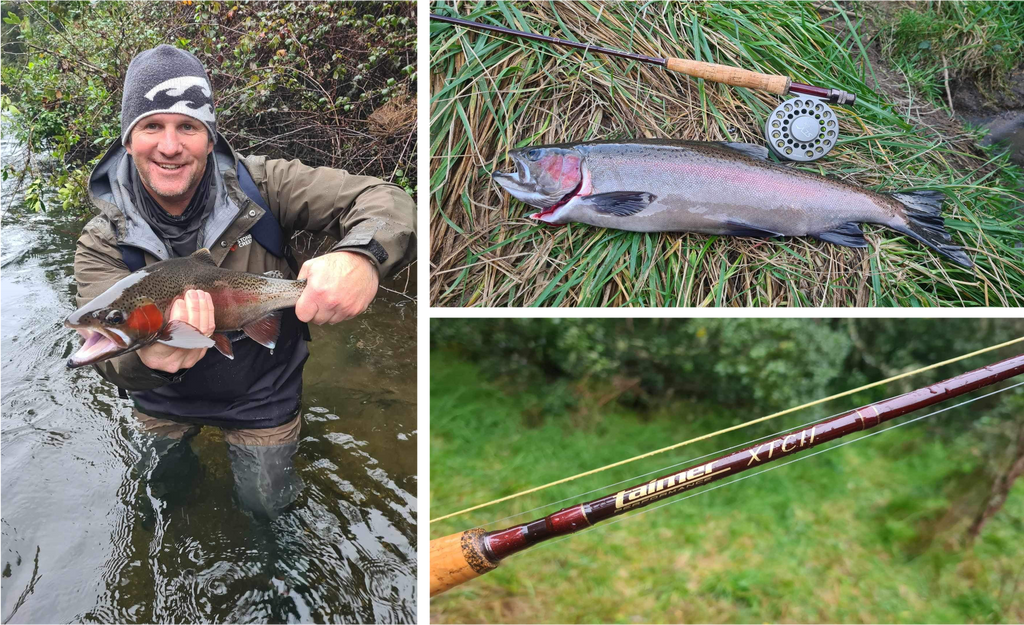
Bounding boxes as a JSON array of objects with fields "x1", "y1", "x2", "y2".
[
  {"x1": 430, "y1": 351, "x2": 1024, "y2": 623},
  {"x1": 429, "y1": 1, "x2": 1024, "y2": 307},
  {"x1": 872, "y1": 1, "x2": 1024, "y2": 107}
]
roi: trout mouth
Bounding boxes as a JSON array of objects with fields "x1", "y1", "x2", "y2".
[
  {"x1": 67, "y1": 327, "x2": 133, "y2": 368},
  {"x1": 492, "y1": 150, "x2": 584, "y2": 222},
  {"x1": 493, "y1": 152, "x2": 532, "y2": 185},
  {"x1": 492, "y1": 153, "x2": 567, "y2": 211}
]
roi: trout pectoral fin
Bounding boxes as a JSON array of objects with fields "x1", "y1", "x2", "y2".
[
  {"x1": 157, "y1": 320, "x2": 216, "y2": 349},
  {"x1": 243, "y1": 311, "x2": 282, "y2": 350},
  {"x1": 721, "y1": 219, "x2": 784, "y2": 239},
  {"x1": 814, "y1": 222, "x2": 868, "y2": 248},
  {"x1": 211, "y1": 333, "x2": 235, "y2": 360},
  {"x1": 580, "y1": 192, "x2": 655, "y2": 216}
]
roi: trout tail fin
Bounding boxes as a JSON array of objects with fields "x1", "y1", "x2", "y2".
[{"x1": 889, "y1": 190, "x2": 973, "y2": 269}]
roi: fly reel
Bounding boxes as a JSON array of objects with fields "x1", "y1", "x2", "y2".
[{"x1": 764, "y1": 97, "x2": 839, "y2": 162}]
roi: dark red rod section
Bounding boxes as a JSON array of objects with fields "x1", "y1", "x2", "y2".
[
  {"x1": 431, "y1": 13, "x2": 857, "y2": 105},
  {"x1": 481, "y1": 353, "x2": 1024, "y2": 562},
  {"x1": 432, "y1": 13, "x2": 666, "y2": 65}
]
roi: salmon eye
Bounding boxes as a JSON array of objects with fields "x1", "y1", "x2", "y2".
[
  {"x1": 105, "y1": 310, "x2": 125, "y2": 324},
  {"x1": 527, "y1": 149, "x2": 541, "y2": 161}
]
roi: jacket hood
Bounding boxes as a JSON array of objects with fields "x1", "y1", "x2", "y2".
[{"x1": 88, "y1": 133, "x2": 246, "y2": 261}]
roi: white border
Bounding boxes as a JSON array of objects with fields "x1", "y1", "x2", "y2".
[{"x1": 415, "y1": 0, "x2": 430, "y2": 621}]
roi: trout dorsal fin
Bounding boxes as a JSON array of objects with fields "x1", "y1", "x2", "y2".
[
  {"x1": 190, "y1": 248, "x2": 217, "y2": 265},
  {"x1": 714, "y1": 142, "x2": 770, "y2": 160}
]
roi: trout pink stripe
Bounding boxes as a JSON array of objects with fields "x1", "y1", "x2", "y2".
[{"x1": 586, "y1": 157, "x2": 842, "y2": 200}]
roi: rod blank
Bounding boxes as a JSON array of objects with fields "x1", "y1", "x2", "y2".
[{"x1": 431, "y1": 13, "x2": 856, "y2": 104}]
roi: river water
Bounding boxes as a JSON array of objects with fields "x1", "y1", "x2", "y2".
[{"x1": 0, "y1": 130, "x2": 417, "y2": 623}]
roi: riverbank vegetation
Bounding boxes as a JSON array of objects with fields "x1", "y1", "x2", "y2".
[
  {"x1": 1, "y1": 0, "x2": 416, "y2": 216},
  {"x1": 873, "y1": 1, "x2": 1024, "y2": 108}
]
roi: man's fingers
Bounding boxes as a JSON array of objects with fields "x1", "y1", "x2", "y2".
[
  {"x1": 181, "y1": 348, "x2": 207, "y2": 369},
  {"x1": 186, "y1": 290, "x2": 199, "y2": 329},
  {"x1": 294, "y1": 295, "x2": 318, "y2": 323},
  {"x1": 182, "y1": 289, "x2": 215, "y2": 336},
  {"x1": 169, "y1": 297, "x2": 187, "y2": 322},
  {"x1": 199, "y1": 290, "x2": 214, "y2": 335},
  {"x1": 208, "y1": 292, "x2": 215, "y2": 334}
]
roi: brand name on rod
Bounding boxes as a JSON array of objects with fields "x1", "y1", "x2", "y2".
[
  {"x1": 614, "y1": 462, "x2": 730, "y2": 510},
  {"x1": 746, "y1": 426, "x2": 818, "y2": 467},
  {"x1": 611, "y1": 425, "x2": 824, "y2": 511}
]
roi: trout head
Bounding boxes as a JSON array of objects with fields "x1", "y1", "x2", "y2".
[
  {"x1": 492, "y1": 147, "x2": 582, "y2": 219},
  {"x1": 65, "y1": 270, "x2": 166, "y2": 368}
]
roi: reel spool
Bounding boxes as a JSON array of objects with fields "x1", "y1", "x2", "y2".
[{"x1": 764, "y1": 97, "x2": 839, "y2": 162}]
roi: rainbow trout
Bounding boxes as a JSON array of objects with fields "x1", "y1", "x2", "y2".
[
  {"x1": 492, "y1": 140, "x2": 972, "y2": 268},
  {"x1": 66, "y1": 248, "x2": 306, "y2": 368}
]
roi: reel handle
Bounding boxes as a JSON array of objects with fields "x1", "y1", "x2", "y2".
[{"x1": 665, "y1": 57, "x2": 791, "y2": 95}]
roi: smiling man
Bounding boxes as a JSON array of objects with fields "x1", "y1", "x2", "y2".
[
  {"x1": 129, "y1": 114, "x2": 210, "y2": 214},
  {"x1": 73, "y1": 45, "x2": 416, "y2": 518}
]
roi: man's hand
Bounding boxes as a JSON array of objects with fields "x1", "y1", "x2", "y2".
[
  {"x1": 295, "y1": 251, "x2": 379, "y2": 325},
  {"x1": 138, "y1": 289, "x2": 215, "y2": 373}
]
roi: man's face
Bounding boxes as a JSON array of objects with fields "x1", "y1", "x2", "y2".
[{"x1": 125, "y1": 113, "x2": 213, "y2": 211}]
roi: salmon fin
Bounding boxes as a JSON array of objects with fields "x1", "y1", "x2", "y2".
[
  {"x1": 157, "y1": 320, "x2": 215, "y2": 349},
  {"x1": 715, "y1": 142, "x2": 770, "y2": 160},
  {"x1": 211, "y1": 333, "x2": 235, "y2": 360},
  {"x1": 243, "y1": 311, "x2": 282, "y2": 349},
  {"x1": 722, "y1": 219, "x2": 783, "y2": 238},
  {"x1": 889, "y1": 191, "x2": 973, "y2": 269},
  {"x1": 263, "y1": 270, "x2": 285, "y2": 279},
  {"x1": 815, "y1": 222, "x2": 867, "y2": 248},
  {"x1": 582, "y1": 192, "x2": 656, "y2": 216},
  {"x1": 190, "y1": 248, "x2": 217, "y2": 265}
]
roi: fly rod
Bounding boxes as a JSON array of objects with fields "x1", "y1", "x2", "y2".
[
  {"x1": 431, "y1": 13, "x2": 856, "y2": 105},
  {"x1": 430, "y1": 352, "x2": 1024, "y2": 596}
]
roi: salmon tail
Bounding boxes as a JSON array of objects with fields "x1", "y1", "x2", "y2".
[{"x1": 889, "y1": 190, "x2": 973, "y2": 269}]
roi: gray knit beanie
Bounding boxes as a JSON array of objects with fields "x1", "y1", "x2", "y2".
[{"x1": 121, "y1": 44, "x2": 217, "y2": 145}]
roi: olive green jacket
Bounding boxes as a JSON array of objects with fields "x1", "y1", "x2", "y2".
[{"x1": 75, "y1": 135, "x2": 415, "y2": 391}]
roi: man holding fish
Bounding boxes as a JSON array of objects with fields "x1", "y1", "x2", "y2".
[{"x1": 69, "y1": 45, "x2": 415, "y2": 517}]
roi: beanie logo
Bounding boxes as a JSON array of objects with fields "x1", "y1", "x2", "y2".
[
  {"x1": 144, "y1": 76, "x2": 211, "y2": 100},
  {"x1": 142, "y1": 76, "x2": 216, "y2": 123}
]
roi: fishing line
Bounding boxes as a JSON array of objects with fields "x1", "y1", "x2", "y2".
[
  {"x1": 535, "y1": 380, "x2": 1024, "y2": 552},
  {"x1": 430, "y1": 337, "x2": 1024, "y2": 524},
  {"x1": 475, "y1": 406, "x2": 859, "y2": 530}
]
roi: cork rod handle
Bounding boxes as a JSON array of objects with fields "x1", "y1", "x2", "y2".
[
  {"x1": 665, "y1": 57, "x2": 790, "y2": 95},
  {"x1": 430, "y1": 529, "x2": 499, "y2": 597}
]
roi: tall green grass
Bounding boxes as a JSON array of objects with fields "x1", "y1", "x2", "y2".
[
  {"x1": 877, "y1": 1, "x2": 1024, "y2": 105},
  {"x1": 429, "y1": 1, "x2": 1024, "y2": 307}
]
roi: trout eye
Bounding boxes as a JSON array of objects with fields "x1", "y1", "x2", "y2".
[
  {"x1": 526, "y1": 149, "x2": 541, "y2": 161},
  {"x1": 105, "y1": 310, "x2": 125, "y2": 325}
]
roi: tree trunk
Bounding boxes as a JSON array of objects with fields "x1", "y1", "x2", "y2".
[{"x1": 967, "y1": 423, "x2": 1024, "y2": 542}]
